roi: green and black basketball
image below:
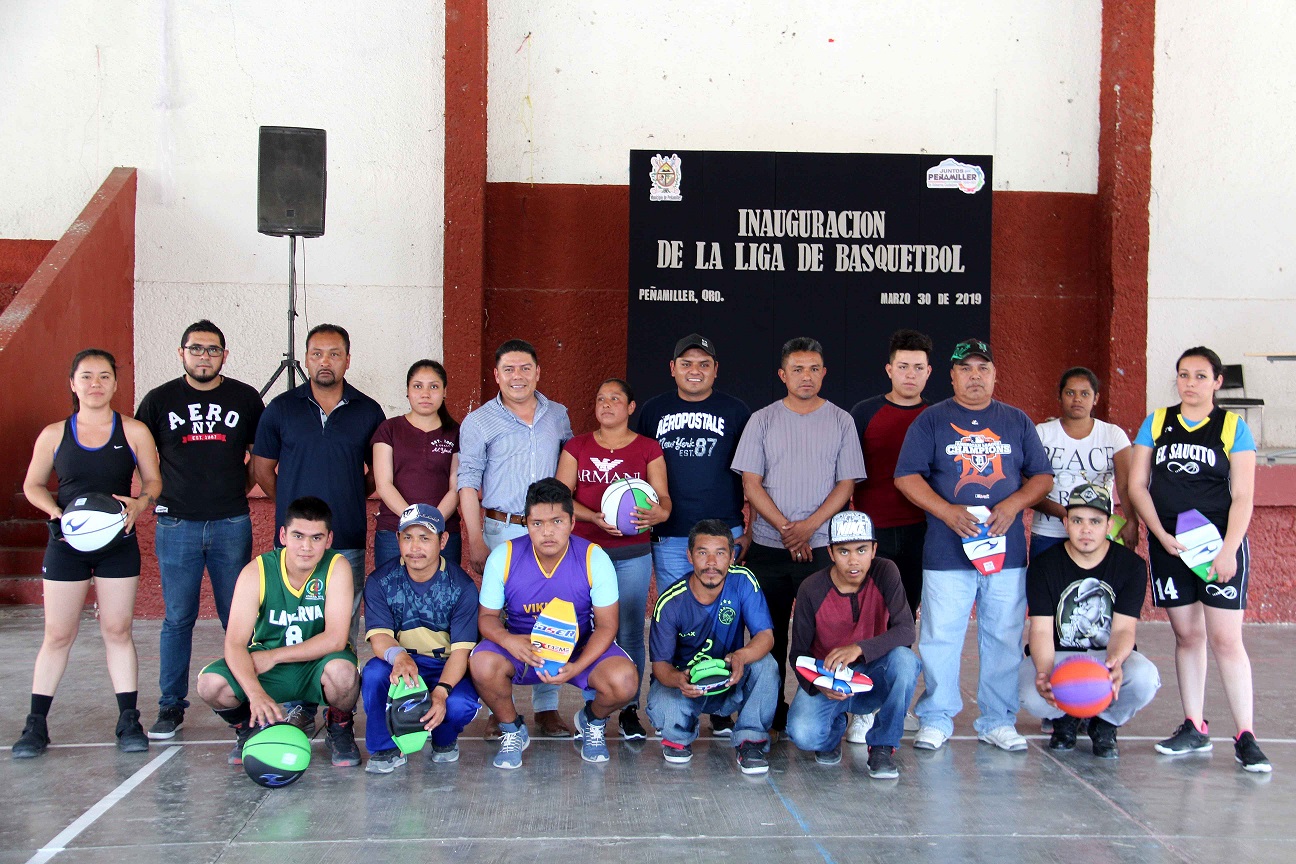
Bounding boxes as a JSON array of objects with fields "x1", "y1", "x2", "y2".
[{"x1": 242, "y1": 723, "x2": 312, "y2": 788}]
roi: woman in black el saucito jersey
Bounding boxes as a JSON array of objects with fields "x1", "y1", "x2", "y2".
[
  {"x1": 1127, "y1": 346, "x2": 1270, "y2": 772},
  {"x1": 12, "y1": 349, "x2": 162, "y2": 759}
]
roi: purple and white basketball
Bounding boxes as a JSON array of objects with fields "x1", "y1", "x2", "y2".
[{"x1": 599, "y1": 478, "x2": 658, "y2": 535}]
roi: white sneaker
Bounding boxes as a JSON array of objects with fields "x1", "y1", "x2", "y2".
[
  {"x1": 978, "y1": 725, "x2": 1028, "y2": 752},
  {"x1": 903, "y1": 711, "x2": 920, "y2": 733},
  {"x1": 845, "y1": 712, "x2": 875, "y2": 744},
  {"x1": 913, "y1": 726, "x2": 948, "y2": 751}
]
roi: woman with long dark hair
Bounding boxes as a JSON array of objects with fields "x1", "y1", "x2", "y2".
[
  {"x1": 372, "y1": 359, "x2": 461, "y2": 567},
  {"x1": 1126, "y1": 346, "x2": 1270, "y2": 772},
  {"x1": 12, "y1": 349, "x2": 162, "y2": 758}
]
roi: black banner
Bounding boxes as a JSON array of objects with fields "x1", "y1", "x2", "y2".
[{"x1": 627, "y1": 150, "x2": 992, "y2": 410}]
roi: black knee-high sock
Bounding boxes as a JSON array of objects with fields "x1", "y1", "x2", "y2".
[
  {"x1": 31, "y1": 694, "x2": 53, "y2": 717},
  {"x1": 115, "y1": 691, "x2": 138, "y2": 714},
  {"x1": 215, "y1": 702, "x2": 252, "y2": 727}
]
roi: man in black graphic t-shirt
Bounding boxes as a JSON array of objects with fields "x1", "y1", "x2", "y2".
[{"x1": 135, "y1": 320, "x2": 264, "y2": 739}]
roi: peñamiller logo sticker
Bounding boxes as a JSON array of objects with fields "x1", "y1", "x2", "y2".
[
  {"x1": 926, "y1": 158, "x2": 985, "y2": 194},
  {"x1": 650, "y1": 154, "x2": 683, "y2": 201}
]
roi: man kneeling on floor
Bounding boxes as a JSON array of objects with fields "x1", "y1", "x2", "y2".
[
  {"x1": 1020, "y1": 484, "x2": 1160, "y2": 758},
  {"x1": 197, "y1": 496, "x2": 361, "y2": 767},
  {"x1": 786, "y1": 511, "x2": 921, "y2": 779},
  {"x1": 469, "y1": 478, "x2": 638, "y2": 768},
  {"x1": 361, "y1": 504, "x2": 481, "y2": 773},
  {"x1": 646, "y1": 519, "x2": 777, "y2": 775}
]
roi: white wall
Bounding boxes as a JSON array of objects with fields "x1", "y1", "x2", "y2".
[
  {"x1": 487, "y1": 0, "x2": 1102, "y2": 192},
  {"x1": 0, "y1": 1, "x2": 445, "y2": 414},
  {"x1": 1148, "y1": 1, "x2": 1296, "y2": 447}
]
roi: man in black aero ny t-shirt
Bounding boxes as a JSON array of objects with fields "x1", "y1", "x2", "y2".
[
  {"x1": 135, "y1": 320, "x2": 264, "y2": 739},
  {"x1": 1020, "y1": 484, "x2": 1160, "y2": 759}
]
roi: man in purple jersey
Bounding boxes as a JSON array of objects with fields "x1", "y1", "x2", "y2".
[{"x1": 469, "y1": 479, "x2": 638, "y2": 769}]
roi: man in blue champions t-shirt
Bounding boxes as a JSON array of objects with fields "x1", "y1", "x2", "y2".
[
  {"x1": 360, "y1": 504, "x2": 481, "y2": 774},
  {"x1": 894, "y1": 339, "x2": 1053, "y2": 753},
  {"x1": 635, "y1": 334, "x2": 752, "y2": 585},
  {"x1": 646, "y1": 519, "x2": 777, "y2": 775}
]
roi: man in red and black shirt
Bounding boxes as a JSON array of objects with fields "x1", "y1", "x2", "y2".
[
  {"x1": 849, "y1": 329, "x2": 933, "y2": 613},
  {"x1": 785, "y1": 511, "x2": 920, "y2": 779}
]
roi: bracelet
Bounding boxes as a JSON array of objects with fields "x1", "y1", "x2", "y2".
[
  {"x1": 384, "y1": 646, "x2": 409, "y2": 664},
  {"x1": 434, "y1": 681, "x2": 454, "y2": 696}
]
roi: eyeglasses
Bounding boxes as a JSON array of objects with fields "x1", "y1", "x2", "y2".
[{"x1": 183, "y1": 344, "x2": 224, "y2": 357}]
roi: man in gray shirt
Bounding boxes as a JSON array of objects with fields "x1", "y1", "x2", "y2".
[
  {"x1": 732, "y1": 337, "x2": 866, "y2": 729},
  {"x1": 458, "y1": 338, "x2": 574, "y2": 738}
]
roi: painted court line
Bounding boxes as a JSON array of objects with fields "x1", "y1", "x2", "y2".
[{"x1": 24, "y1": 745, "x2": 180, "y2": 864}]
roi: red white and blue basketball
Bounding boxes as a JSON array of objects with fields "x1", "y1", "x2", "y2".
[
  {"x1": 60, "y1": 493, "x2": 127, "y2": 552},
  {"x1": 1049, "y1": 656, "x2": 1114, "y2": 718},
  {"x1": 600, "y1": 478, "x2": 658, "y2": 535}
]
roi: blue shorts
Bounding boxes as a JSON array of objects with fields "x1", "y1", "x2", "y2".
[{"x1": 471, "y1": 639, "x2": 632, "y2": 690}]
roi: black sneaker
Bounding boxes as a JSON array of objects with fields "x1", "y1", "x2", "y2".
[
  {"x1": 325, "y1": 713, "x2": 362, "y2": 767},
  {"x1": 1049, "y1": 715, "x2": 1082, "y2": 751},
  {"x1": 619, "y1": 706, "x2": 647, "y2": 741},
  {"x1": 285, "y1": 704, "x2": 317, "y2": 738},
  {"x1": 227, "y1": 721, "x2": 257, "y2": 765},
  {"x1": 710, "y1": 714, "x2": 734, "y2": 737},
  {"x1": 662, "y1": 740, "x2": 692, "y2": 764},
  {"x1": 115, "y1": 709, "x2": 150, "y2": 753},
  {"x1": 1234, "y1": 732, "x2": 1272, "y2": 773},
  {"x1": 1155, "y1": 719, "x2": 1212, "y2": 755},
  {"x1": 12, "y1": 714, "x2": 49, "y2": 759},
  {"x1": 736, "y1": 740, "x2": 769, "y2": 775},
  {"x1": 867, "y1": 745, "x2": 899, "y2": 779},
  {"x1": 148, "y1": 706, "x2": 185, "y2": 740},
  {"x1": 815, "y1": 745, "x2": 842, "y2": 766},
  {"x1": 1088, "y1": 717, "x2": 1119, "y2": 759}
]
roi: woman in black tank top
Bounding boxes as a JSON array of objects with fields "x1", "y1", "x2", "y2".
[
  {"x1": 1127, "y1": 346, "x2": 1269, "y2": 772},
  {"x1": 12, "y1": 349, "x2": 162, "y2": 759}
]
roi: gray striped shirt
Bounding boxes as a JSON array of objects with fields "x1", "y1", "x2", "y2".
[
  {"x1": 731, "y1": 400, "x2": 866, "y2": 548},
  {"x1": 456, "y1": 392, "x2": 573, "y2": 513}
]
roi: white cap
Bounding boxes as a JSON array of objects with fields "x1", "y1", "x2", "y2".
[{"x1": 829, "y1": 511, "x2": 875, "y2": 545}]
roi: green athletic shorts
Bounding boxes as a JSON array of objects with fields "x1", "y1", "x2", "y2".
[{"x1": 200, "y1": 650, "x2": 357, "y2": 705}]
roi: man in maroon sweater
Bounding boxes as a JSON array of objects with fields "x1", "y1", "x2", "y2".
[{"x1": 785, "y1": 511, "x2": 921, "y2": 779}]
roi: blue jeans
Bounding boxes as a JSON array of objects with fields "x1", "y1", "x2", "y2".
[
  {"x1": 360, "y1": 655, "x2": 480, "y2": 750},
  {"x1": 155, "y1": 514, "x2": 253, "y2": 708},
  {"x1": 915, "y1": 566, "x2": 1027, "y2": 736},
  {"x1": 786, "y1": 647, "x2": 922, "y2": 750},
  {"x1": 613, "y1": 552, "x2": 653, "y2": 706},
  {"x1": 374, "y1": 529, "x2": 463, "y2": 571},
  {"x1": 646, "y1": 654, "x2": 778, "y2": 748},
  {"x1": 1029, "y1": 533, "x2": 1066, "y2": 562},
  {"x1": 338, "y1": 547, "x2": 368, "y2": 652},
  {"x1": 482, "y1": 517, "x2": 559, "y2": 713},
  {"x1": 651, "y1": 525, "x2": 745, "y2": 588}
]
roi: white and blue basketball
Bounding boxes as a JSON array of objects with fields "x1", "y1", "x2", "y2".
[
  {"x1": 60, "y1": 493, "x2": 127, "y2": 552},
  {"x1": 599, "y1": 478, "x2": 658, "y2": 535}
]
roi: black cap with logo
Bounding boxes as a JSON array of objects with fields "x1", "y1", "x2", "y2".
[{"x1": 673, "y1": 333, "x2": 717, "y2": 360}]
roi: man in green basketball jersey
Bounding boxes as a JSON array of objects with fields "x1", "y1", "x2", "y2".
[{"x1": 197, "y1": 497, "x2": 362, "y2": 767}]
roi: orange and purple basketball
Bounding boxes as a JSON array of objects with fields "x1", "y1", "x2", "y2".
[{"x1": 1049, "y1": 656, "x2": 1113, "y2": 718}]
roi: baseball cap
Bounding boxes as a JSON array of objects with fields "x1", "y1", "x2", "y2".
[
  {"x1": 829, "y1": 511, "x2": 876, "y2": 545},
  {"x1": 398, "y1": 503, "x2": 445, "y2": 535},
  {"x1": 673, "y1": 333, "x2": 717, "y2": 360},
  {"x1": 1065, "y1": 484, "x2": 1113, "y2": 516},
  {"x1": 950, "y1": 338, "x2": 993, "y2": 363}
]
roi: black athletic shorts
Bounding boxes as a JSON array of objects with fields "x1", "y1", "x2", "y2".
[
  {"x1": 1149, "y1": 535, "x2": 1248, "y2": 611},
  {"x1": 41, "y1": 533, "x2": 141, "y2": 582}
]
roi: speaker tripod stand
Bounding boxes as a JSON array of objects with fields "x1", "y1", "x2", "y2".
[{"x1": 259, "y1": 235, "x2": 307, "y2": 398}]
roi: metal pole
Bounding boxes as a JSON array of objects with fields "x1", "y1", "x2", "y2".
[{"x1": 288, "y1": 234, "x2": 297, "y2": 388}]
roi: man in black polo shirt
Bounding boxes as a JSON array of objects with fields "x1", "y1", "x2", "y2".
[
  {"x1": 253, "y1": 323, "x2": 385, "y2": 654},
  {"x1": 136, "y1": 320, "x2": 264, "y2": 739}
]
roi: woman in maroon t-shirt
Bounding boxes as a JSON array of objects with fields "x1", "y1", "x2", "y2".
[
  {"x1": 557, "y1": 378, "x2": 671, "y2": 740},
  {"x1": 372, "y1": 360, "x2": 461, "y2": 568}
]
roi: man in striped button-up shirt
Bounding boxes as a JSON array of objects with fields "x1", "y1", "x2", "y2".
[{"x1": 458, "y1": 338, "x2": 574, "y2": 737}]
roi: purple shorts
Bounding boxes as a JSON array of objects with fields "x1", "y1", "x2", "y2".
[{"x1": 471, "y1": 639, "x2": 632, "y2": 690}]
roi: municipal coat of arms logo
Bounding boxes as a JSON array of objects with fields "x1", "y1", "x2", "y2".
[{"x1": 649, "y1": 153, "x2": 682, "y2": 201}]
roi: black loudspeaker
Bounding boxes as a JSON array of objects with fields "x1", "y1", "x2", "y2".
[{"x1": 258, "y1": 126, "x2": 327, "y2": 237}]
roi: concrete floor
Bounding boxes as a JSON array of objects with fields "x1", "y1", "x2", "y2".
[{"x1": 1, "y1": 609, "x2": 1292, "y2": 864}]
